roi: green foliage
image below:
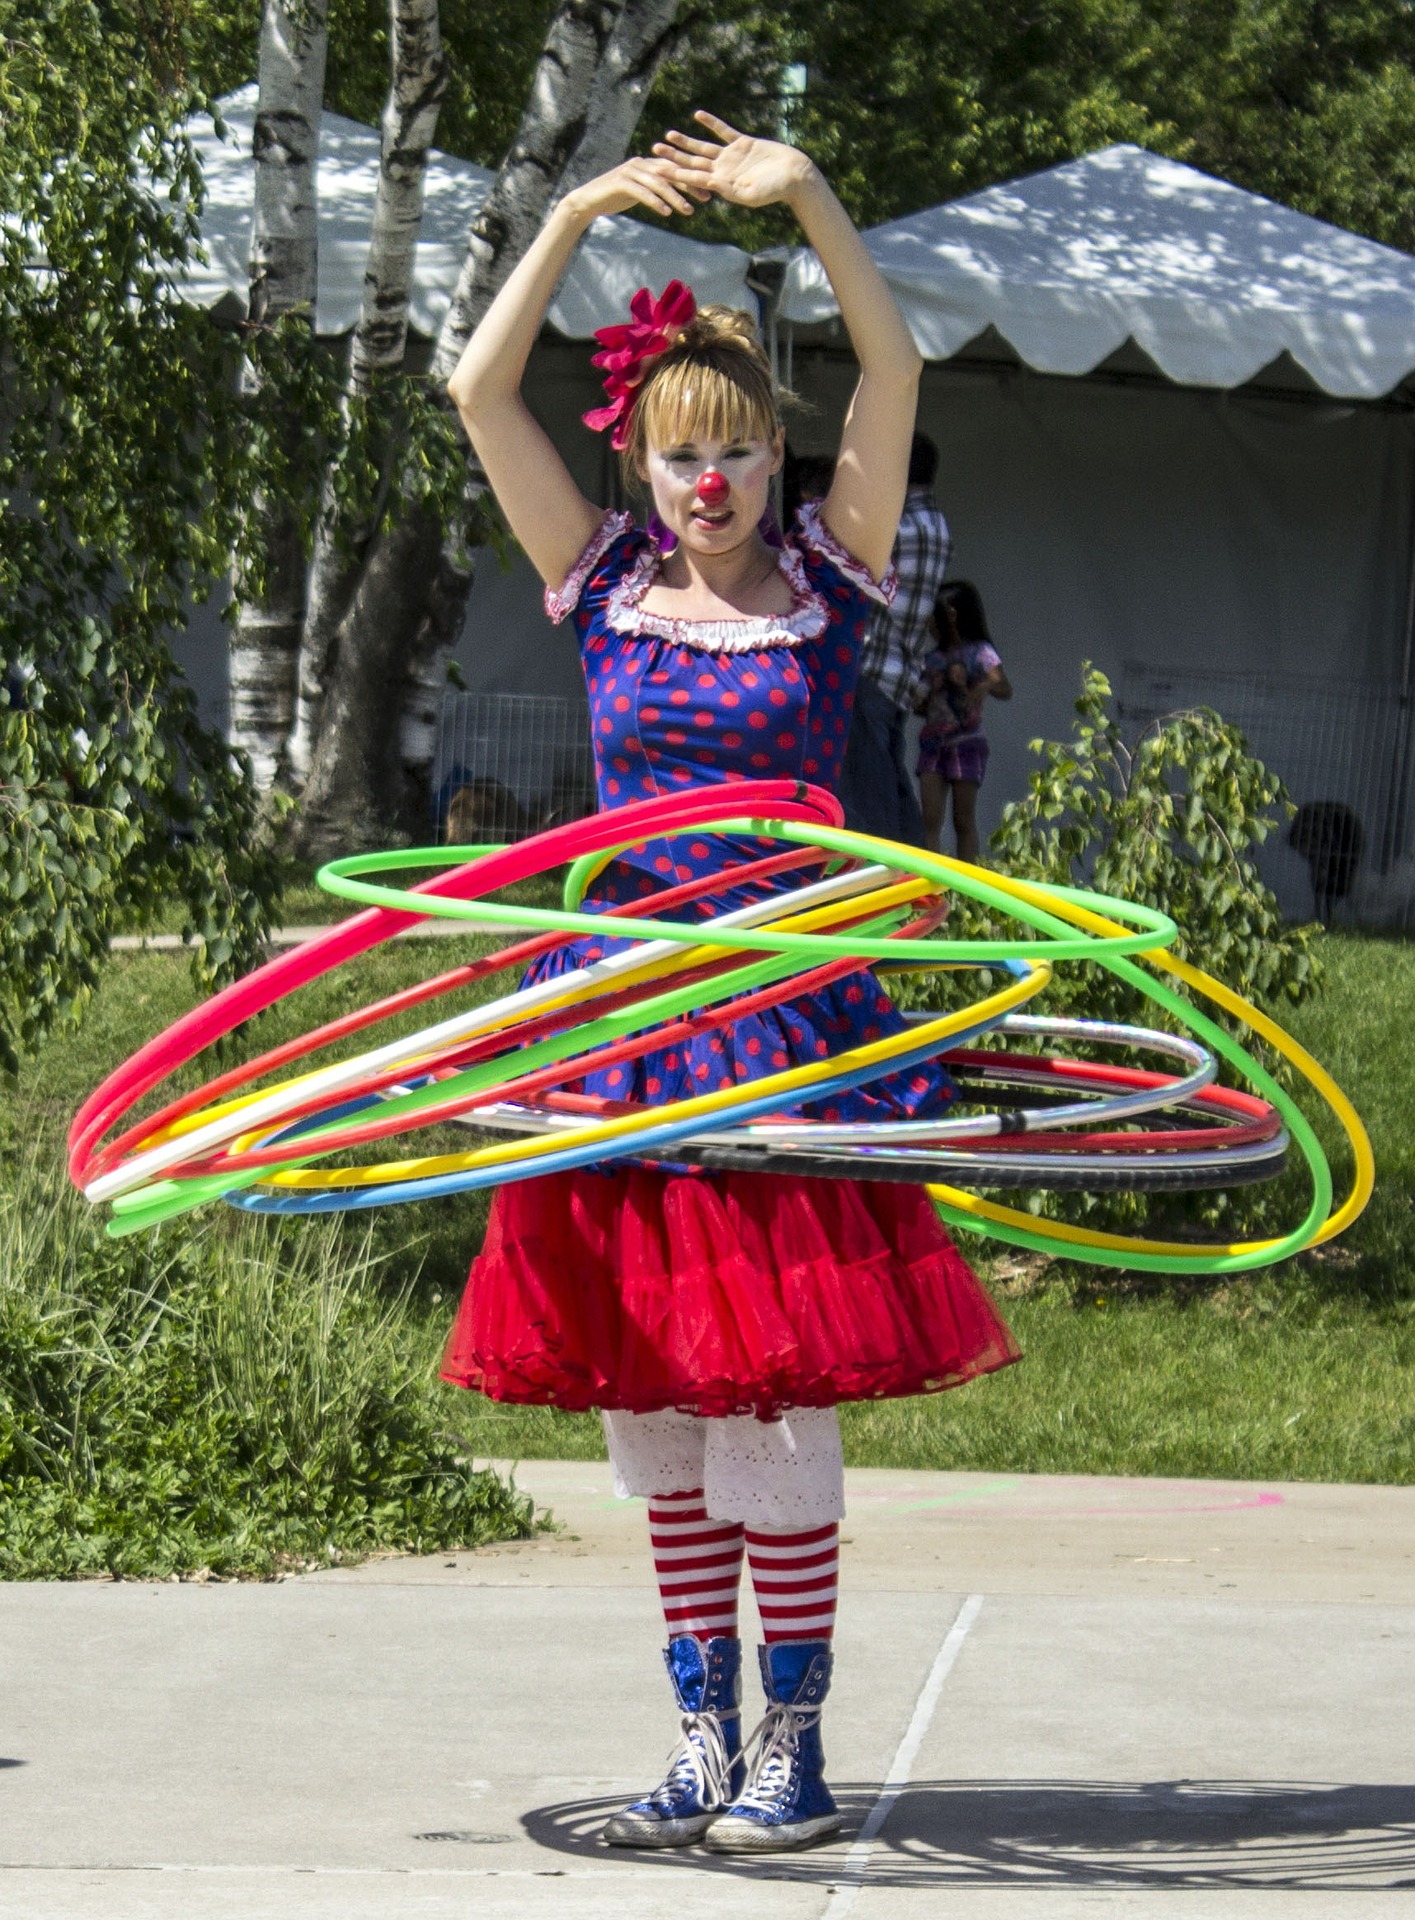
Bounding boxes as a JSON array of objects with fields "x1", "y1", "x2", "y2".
[
  {"x1": 0, "y1": 1147, "x2": 533, "y2": 1577},
  {"x1": 633, "y1": 1, "x2": 1415, "y2": 255},
  {"x1": 0, "y1": 0, "x2": 285, "y2": 1073},
  {"x1": 989, "y1": 663, "x2": 1322, "y2": 1016}
]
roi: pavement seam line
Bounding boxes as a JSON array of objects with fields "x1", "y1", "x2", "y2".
[{"x1": 828, "y1": 1591, "x2": 984, "y2": 1912}]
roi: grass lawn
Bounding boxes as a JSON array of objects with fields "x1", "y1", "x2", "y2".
[{"x1": 4, "y1": 930, "x2": 1412, "y2": 1523}]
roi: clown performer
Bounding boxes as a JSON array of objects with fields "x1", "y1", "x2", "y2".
[{"x1": 445, "y1": 112, "x2": 1020, "y2": 1852}]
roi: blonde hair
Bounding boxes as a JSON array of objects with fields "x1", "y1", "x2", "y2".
[{"x1": 624, "y1": 305, "x2": 781, "y2": 475}]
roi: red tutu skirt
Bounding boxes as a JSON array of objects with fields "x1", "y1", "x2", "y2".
[{"x1": 441, "y1": 1168, "x2": 1020, "y2": 1421}]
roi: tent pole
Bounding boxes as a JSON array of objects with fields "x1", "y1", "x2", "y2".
[
  {"x1": 1377, "y1": 430, "x2": 1415, "y2": 873},
  {"x1": 747, "y1": 255, "x2": 787, "y2": 518}
]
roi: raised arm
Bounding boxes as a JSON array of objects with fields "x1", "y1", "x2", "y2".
[
  {"x1": 656, "y1": 114, "x2": 922, "y2": 583},
  {"x1": 447, "y1": 158, "x2": 706, "y2": 593}
]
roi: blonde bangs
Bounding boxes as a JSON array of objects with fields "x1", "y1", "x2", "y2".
[{"x1": 635, "y1": 357, "x2": 778, "y2": 454}]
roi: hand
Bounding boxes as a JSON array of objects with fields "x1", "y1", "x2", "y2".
[
  {"x1": 652, "y1": 111, "x2": 816, "y2": 211},
  {"x1": 564, "y1": 155, "x2": 710, "y2": 225}
]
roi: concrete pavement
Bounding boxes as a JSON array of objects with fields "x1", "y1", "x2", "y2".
[{"x1": 1, "y1": 1462, "x2": 1411, "y2": 1918}]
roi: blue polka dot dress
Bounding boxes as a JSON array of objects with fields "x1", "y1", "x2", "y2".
[{"x1": 443, "y1": 505, "x2": 1019, "y2": 1419}]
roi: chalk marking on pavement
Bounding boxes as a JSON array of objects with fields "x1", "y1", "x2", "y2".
[{"x1": 828, "y1": 1590, "x2": 984, "y2": 1913}]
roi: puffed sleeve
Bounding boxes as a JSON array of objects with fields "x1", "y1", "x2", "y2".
[
  {"x1": 543, "y1": 510, "x2": 639, "y2": 625},
  {"x1": 791, "y1": 499, "x2": 898, "y2": 607}
]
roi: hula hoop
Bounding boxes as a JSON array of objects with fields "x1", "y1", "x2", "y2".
[
  {"x1": 88, "y1": 855, "x2": 933, "y2": 1208},
  {"x1": 98, "y1": 866, "x2": 971, "y2": 1231},
  {"x1": 69, "y1": 779, "x2": 845, "y2": 1187},
  {"x1": 913, "y1": 860, "x2": 1374, "y2": 1270},
  {"x1": 70, "y1": 783, "x2": 1369, "y2": 1275}
]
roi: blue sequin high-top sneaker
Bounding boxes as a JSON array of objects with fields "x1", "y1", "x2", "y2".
[
  {"x1": 705, "y1": 1640, "x2": 842, "y2": 1851},
  {"x1": 602, "y1": 1636, "x2": 744, "y2": 1847}
]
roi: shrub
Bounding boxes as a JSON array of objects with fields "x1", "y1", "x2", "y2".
[
  {"x1": 0, "y1": 1151, "x2": 533, "y2": 1578},
  {"x1": 988, "y1": 664, "x2": 1322, "y2": 1014}
]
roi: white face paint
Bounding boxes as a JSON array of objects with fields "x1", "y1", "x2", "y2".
[{"x1": 644, "y1": 433, "x2": 784, "y2": 553}]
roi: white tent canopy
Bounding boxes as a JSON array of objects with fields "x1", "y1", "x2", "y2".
[
  {"x1": 781, "y1": 144, "x2": 1415, "y2": 399},
  {"x1": 183, "y1": 86, "x2": 753, "y2": 339}
]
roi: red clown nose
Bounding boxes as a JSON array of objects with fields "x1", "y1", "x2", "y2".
[{"x1": 696, "y1": 469, "x2": 730, "y2": 508}]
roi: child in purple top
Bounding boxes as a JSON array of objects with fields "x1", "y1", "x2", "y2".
[{"x1": 916, "y1": 579, "x2": 1012, "y2": 861}]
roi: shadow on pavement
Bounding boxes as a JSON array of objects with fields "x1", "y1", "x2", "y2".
[{"x1": 522, "y1": 1778, "x2": 1415, "y2": 1888}]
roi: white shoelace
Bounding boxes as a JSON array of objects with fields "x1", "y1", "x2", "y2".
[
  {"x1": 651, "y1": 1709, "x2": 735, "y2": 1813},
  {"x1": 732, "y1": 1701, "x2": 820, "y2": 1815}
]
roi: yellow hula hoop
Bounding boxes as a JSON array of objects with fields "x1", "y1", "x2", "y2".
[
  {"x1": 923, "y1": 860, "x2": 1374, "y2": 1260},
  {"x1": 252, "y1": 959, "x2": 1052, "y2": 1192},
  {"x1": 151, "y1": 871, "x2": 945, "y2": 1162}
]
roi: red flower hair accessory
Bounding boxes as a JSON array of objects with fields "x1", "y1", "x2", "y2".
[{"x1": 582, "y1": 280, "x2": 697, "y2": 451}]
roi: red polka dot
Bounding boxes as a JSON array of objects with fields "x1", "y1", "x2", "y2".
[
  {"x1": 750, "y1": 753, "x2": 770, "y2": 768},
  {"x1": 667, "y1": 729, "x2": 686, "y2": 745},
  {"x1": 771, "y1": 1050, "x2": 788, "y2": 1068},
  {"x1": 746, "y1": 1036, "x2": 761, "y2": 1055},
  {"x1": 641, "y1": 706, "x2": 660, "y2": 722},
  {"x1": 748, "y1": 712, "x2": 768, "y2": 729},
  {"x1": 694, "y1": 711, "x2": 713, "y2": 728},
  {"x1": 721, "y1": 691, "x2": 740, "y2": 707},
  {"x1": 769, "y1": 687, "x2": 788, "y2": 706},
  {"x1": 722, "y1": 732, "x2": 742, "y2": 748},
  {"x1": 645, "y1": 1076, "x2": 662, "y2": 1095},
  {"x1": 690, "y1": 842, "x2": 710, "y2": 859},
  {"x1": 606, "y1": 778, "x2": 620, "y2": 795},
  {"x1": 669, "y1": 689, "x2": 690, "y2": 706},
  {"x1": 697, "y1": 673, "x2": 716, "y2": 687},
  {"x1": 742, "y1": 671, "x2": 759, "y2": 687},
  {"x1": 654, "y1": 856, "x2": 672, "y2": 872},
  {"x1": 613, "y1": 695, "x2": 630, "y2": 712},
  {"x1": 776, "y1": 732, "x2": 796, "y2": 749}
]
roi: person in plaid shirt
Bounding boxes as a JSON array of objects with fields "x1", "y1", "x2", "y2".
[{"x1": 836, "y1": 433, "x2": 951, "y2": 843}]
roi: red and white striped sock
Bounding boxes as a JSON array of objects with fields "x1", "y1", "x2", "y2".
[
  {"x1": 745, "y1": 1523, "x2": 840, "y2": 1642},
  {"x1": 649, "y1": 1489, "x2": 745, "y2": 1640}
]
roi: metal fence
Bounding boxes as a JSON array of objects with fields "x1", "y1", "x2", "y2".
[
  {"x1": 1117, "y1": 661, "x2": 1415, "y2": 932},
  {"x1": 434, "y1": 690, "x2": 596, "y2": 844}
]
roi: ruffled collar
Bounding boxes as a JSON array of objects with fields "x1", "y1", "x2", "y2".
[{"x1": 605, "y1": 532, "x2": 830, "y2": 654}]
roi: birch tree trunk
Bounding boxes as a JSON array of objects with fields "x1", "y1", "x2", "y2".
[
  {"x1": 294, "y1": 0, "x2": 682, "y2": 860},
  {"x1": 284, "y1": 0, "x2": 447, "y2": 787},
  {"x1": 228, "y1": 0, "x2": 328, "y2": 791}
]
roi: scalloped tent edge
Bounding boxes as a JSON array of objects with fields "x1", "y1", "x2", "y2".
[{"x1": 777, "y1": 144, "x2": 1415, "y2": 401}]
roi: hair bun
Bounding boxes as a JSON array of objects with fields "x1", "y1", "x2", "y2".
[{"x1": 679, "y1": 305, "x2": 763, "y2": 356}]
